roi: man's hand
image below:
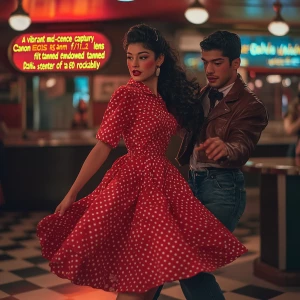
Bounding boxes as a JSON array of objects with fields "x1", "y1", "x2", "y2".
[{"x1": 195, "y1": 137, "x2": 228, "y2": 161}]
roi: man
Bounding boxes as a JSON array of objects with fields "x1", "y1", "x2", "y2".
[{"x1": 154, "y1": 31, "x2": 268, "y2": 300}]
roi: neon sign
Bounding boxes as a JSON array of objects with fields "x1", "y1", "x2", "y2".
[
  {"x1": 9, "y1": 32, "x2": 112, "y2": 72},
  {"x1": 183, "y1": 35, "x2": 300, "y2": 69}
]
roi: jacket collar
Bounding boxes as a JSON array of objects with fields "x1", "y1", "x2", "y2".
[
  {"x1": 222, "y1": 73, "x2": 246, "y2": 103},
  {"x1": 205, "y1": 74, "x2": 245, "y2": 122},
  {"x1": 201, "y1": 73, "x2": 245, "y2": 103}
]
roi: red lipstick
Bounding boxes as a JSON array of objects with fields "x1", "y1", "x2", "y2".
[{"x1": 132, "y1": 70, "x2": 141, "y2": 76}]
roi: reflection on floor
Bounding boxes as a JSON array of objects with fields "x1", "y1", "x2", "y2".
[{"x1": 1, "y1": 189, "x2": 300, "y2": 300}]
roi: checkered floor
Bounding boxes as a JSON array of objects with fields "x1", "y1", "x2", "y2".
[{"x1": 1, "y1": 190, "x2": 300, "y2": 299}]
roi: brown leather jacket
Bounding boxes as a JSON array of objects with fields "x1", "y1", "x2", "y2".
[{"x1": 176, "y1": 74, "x2": 268, "y2": 168}]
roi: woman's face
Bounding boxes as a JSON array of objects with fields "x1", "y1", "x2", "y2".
[{"x1": 126, "y1": 43, "x2": 163, "y2": 84}]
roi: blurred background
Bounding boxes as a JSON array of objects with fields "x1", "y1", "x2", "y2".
[{"x1": 0, "y1": 1, "x2": 300, "y2": 300}]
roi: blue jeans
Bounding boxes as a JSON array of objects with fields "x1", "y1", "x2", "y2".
[
  {"x1": 153, "y1": 168, "x2": 246, "y2": 300},
  {"x1": 188, "y1": 168, "x2": 246, "y2": 232}
]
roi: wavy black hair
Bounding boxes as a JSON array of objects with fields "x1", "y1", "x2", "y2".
[
  {"x1": 123, "y1": 24, "x2": 203, "y2": 132},
  {"x1": 200, "y1": 30, "x2": 241, "y2": 64}
]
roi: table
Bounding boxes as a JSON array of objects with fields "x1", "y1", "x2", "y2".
[{"x1": 242, "y1": 157, "x2": 300, "y2": 286}]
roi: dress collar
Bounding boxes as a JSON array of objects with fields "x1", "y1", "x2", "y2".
[{"x1": 127, "y1": 78, "x2": 160, "y2": 98}]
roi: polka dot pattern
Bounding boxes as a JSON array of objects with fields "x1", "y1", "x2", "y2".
[{"x1": 37, "y1": 79, "x2": 247, "y2": 293}]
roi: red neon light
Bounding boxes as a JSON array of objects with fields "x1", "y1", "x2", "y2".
[{"x1": 9, "y1": 32, "x2": 112, "y2": 73}]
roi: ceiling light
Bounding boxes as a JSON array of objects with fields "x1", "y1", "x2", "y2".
[
  {"x1": 117, "y1": 0, "x2": 134, "y2": 2},
  {"x1": 9, "y1": 0, "x2": 31, "y2": 31},
  {"x1": 268, "y1": 0, "x2": 289, "y2": 36},
  {"x1": 185, "y1": 0, "x2": 209, "y2": 25}
]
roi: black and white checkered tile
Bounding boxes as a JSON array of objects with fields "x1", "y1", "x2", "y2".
[{"x1": 0, "y1": 207, "x2": 299, "y2": 299}]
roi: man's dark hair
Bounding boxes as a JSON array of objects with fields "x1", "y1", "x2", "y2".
[{"x1": 200, "y1": 31, "x2": 241, "y2": 64}]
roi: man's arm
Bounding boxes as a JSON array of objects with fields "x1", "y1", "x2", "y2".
[
  {"x1": 197, "y1": 102, "x2": 268, "y2": 167},
  {"x1": 221, "y1": 103, "x2": 268, "y2": 167}
]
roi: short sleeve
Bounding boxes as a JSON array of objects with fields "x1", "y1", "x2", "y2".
[{"x1": 96, "y1": 86, "x2": 131, "y2": 148}]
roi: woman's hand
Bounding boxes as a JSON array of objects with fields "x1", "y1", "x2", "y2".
[
  {"x1": 55, "y1": 192, "x2": 77, "y2": 216},
  {"x1": 53, "y1": 141, "x2": 111, "y2": 217}
]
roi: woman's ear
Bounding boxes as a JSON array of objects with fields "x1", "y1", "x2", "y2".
[{"x1": 157, "y1": 54, "x2": 165, "y2": 66}]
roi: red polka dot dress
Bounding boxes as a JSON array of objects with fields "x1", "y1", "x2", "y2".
[{"x1": 37, "y1": 79, "x2": 247, "y2": 293}]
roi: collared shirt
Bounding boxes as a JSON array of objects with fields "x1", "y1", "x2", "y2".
[
  {"x1": 190, "y1": 82, "x2": 235, "y2": 170},
  {"x1": 202, "y1": 82, "x2": 235, "y2": 117}
]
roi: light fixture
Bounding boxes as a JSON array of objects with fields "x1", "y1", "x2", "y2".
[
  {"x1": 185, "y1": 0, "x2": 209, "y2": 24},
  {"x1": 117, "y1": 0, "x2": 134, "y2": 2},
  {"x1": 268, "y1": 0, "x2": 289, "y2": 36},
  {"x1": 9, "y1": 0, "x2": 31, "y2": 31}
]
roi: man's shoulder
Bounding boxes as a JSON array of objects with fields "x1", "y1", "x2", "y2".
[
  {"x1": 240, "y1": 85, "x2": 258, "y2": 101},
  {"x1": 233, "y1": 84, "x2": 268, "y2": 122},
  {"x1": 238, "y1": 82, "x2": 264, "y2": 107}
]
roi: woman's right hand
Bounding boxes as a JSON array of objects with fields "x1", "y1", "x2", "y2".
[{"x1": 55, "y1": 192, "x2": 77, "y2": 216}]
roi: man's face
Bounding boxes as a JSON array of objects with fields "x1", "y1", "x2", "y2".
[{"x1": 201, "y1": 49, "x2": 240, "y2": 89}]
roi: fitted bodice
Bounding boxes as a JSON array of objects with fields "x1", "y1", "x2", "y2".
[{"x1": 96, "y1": 79, "x2": 178, "y2": 157}]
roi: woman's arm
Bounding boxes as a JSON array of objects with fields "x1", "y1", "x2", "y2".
[
  {"x1": 284, "y1": 116, "x2": 300, "y2": 135},
  {"x1": 55, "y1": 140, "x2": 111, "y2": 215}
]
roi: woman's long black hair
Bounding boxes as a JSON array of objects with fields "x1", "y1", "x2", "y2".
[{"x1": 123, "y1": 24, "x2": 204, "y2": 132}]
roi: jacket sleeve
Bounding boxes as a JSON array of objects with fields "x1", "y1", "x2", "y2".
[{"x1": 220, "y1": 102, "x2": 268, "y2": 167}]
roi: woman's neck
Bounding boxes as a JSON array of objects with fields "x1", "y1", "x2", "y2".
[{"x1": 142, "y1": 77, "x2": 158, "y2": 96}]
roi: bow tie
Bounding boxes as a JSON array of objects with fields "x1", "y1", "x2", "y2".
[{"x1": 208, "y1": 88, "x2": 224, "y2": 112}]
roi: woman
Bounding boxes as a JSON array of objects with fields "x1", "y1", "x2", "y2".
[
  {"x1": 37, "y1": 24, "x2": 247, "y2": 300},
  {"x1": 284, "y1": 94, "x2": 300, "y2": 157}
]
